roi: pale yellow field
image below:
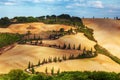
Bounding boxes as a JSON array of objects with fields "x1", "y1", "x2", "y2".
[
  {"x1": 35, "y1": 54, "x2": 120, "y2": 73},
  {"x1": 0, "y1": 22, "x2": 74, "y2": 34},
  {"x1": 83, "y1": 19, "x2": 120, "y2": 58}
]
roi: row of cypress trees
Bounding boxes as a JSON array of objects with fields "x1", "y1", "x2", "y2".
[{"x1": 27, "y1": 48, "x2": 97, "y2": 74}]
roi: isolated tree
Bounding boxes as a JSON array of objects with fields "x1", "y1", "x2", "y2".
[
  {"x1": 51, "y1": 67, "x2": 54, "y2": 75},
  {"x1": 67, "y1": 43, "x2": 71, "y2": 49},
  {"x1": 45, "y1": 67, "x2": 48, "y2": 74}
]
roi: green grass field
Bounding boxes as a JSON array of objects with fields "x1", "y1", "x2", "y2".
[{"x1": 0, "y1": 33, "x2": 21, "y2": 48}]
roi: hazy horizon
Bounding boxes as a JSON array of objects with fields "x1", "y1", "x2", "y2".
[{"x1": 0, "y1": 0, "x2": 120, "y2": 18}]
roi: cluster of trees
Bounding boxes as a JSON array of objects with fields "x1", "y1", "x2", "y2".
[
  {"x1": 114, "y1": 17, "x2": 120, "y2": 20},
  {"x1": 0, "y1": 69, "x2": 120, "y2": 80},
  {"x1": 19, "y1": 34, "x2": 43, "y2": 45},
  {"x1": 0, "y1": 33, "x2": 22, "y2": 48},
  {"x1": 0, "y1": 17, "x2": 11, "y2": 27}
]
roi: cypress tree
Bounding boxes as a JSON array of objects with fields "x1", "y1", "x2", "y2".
[
  {"x1": 31, "y1": 67, "x2": 35, "y2": 74},
  {"x1": 77, "y1": 44, "x2": 81, "y2": 50},
  {"x1": 73, "y1": 44, "x2": 75, "y2": 49},
  {"x1": 45, "y1": 67, "x2": 48, "y2": 74},
  {"x1": 38, "y1": 59, "x2": 41, "y2": 66},
  {"x1": 51, "y1": 67, "x2": 54, "y2": 75},
  {"x1": 53, "y1": 57, "x2": 57, "y2": 62},
  {"x1": 62, "y1": 55, "x2": 67, "y2": 61},
  {"x1": 48, "y1": 57, "x2": 52, "y2": 63},
  {"x1": 45, "y1": 59, "x2": 48, "y2": 63},
  {"x1": 28, "y1": 61, "x2": 31, "y2": 69},
  {"x1": 62, "y1": 43, "x2": 66, "y2": 49},
  {"x1": 67, "y1": 43, "x2": 71, "y2": 49},
  {"x1": 42, "y1": 58, "x2": 46, "y2": 64},
  {"x1": 57, "y1": 68, "x2": 60, "y2": 75}
]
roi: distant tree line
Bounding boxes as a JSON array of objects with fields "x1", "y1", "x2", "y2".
[{"x1": 0, "y1": 14, "x2": 83, "y2": 28}]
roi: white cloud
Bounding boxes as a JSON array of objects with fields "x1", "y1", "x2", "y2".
[
  {"x1": 4, "y1": 2, "x2": 16, "y2": 6},
  {"x1": 66, "y1": 0, "x2": 104, "y2": 9},
  {"x1": 32, "y1": 0, "x2": 55, "y2": 3},
  {"x1": 88, "y1": 1, "x2": 104, "y2": 8}
]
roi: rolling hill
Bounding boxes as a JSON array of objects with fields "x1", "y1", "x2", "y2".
[{"x1": 82, "y1": 18, "x2": 120, "y2": 59}]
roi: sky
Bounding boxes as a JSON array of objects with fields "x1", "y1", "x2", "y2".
[{"x1": 0, "y1": 0, "x2": 120, "y2": 18}]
